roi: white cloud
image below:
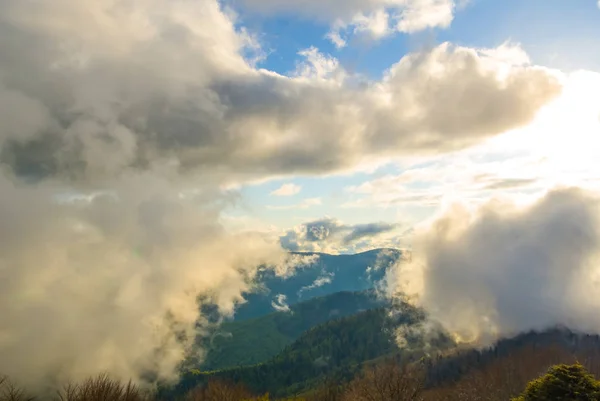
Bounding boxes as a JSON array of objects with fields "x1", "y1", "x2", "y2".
[
  {"x1": 268, "y1": 197, "x2": 322, "y2": 210},
  {"x1": 298, "y1": 272, "x2": 334, "y2": 296},
  {"x1": 271, "y1": 294, "x2": 291, "y2": 312},
  {"x1": 294, "y1": 47, "x2": 345, "y2": 82},
  {"x1": 240, "y1": 0, "x2": 457, "y2": 45},
  {"x1": 385, "y1": 188, "x2": 600, "y2": 344},
  {"x1": 270, "y1": 183, "x2": 302, "y2": 196},
  {"x1": 341, "y1": 68, "x2": 600, "y2": 214},
  {"x1": 479, "y1": 41, "x2": 531, "y2": 66},
  {"x1": 325, "y1": 29, "x2": 347, "y2": 49}
]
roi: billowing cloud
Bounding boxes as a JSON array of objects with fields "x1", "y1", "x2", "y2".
[
  {"x1": 0, "y1": 170, "x2": 320, "y2": 389},
  {"x1": 270, "y1": 183, "x2": 302, "y2": 196},
  {"x1": 0, "y1": 0, "x2": 560, "y2": 183},
  {"x1": 385, "y1": 188, "x2": 600, "y2": 345},
  {"x1": 280, "y1": 218, "x2": 402, "y2": 253},
  {"x1": 343, "y1": 69, "x2": 600, "y2": 212},
  {"x1": 239, "y1": 0, "x2": 460, "y2": 46},
  {"x1": 0, "y1": 0, "x2": 569, "y2": 390}
]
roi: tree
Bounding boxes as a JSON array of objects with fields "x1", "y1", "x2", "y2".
[
  {"x1": 185, "y1": 379, "x2": 252, "y2": 401},
  {"x1": 55, "y1": 374, "x2": 154, "y2": 401},
  {"x1": 342, "y1": 361, "x2": 424, "y2": 401},
  {"x1": 512, "y1": 363, "x2": 600, "y2": 401},
  {"x1": 0, "y1": 376, "x2": 33, "y2": 401}
]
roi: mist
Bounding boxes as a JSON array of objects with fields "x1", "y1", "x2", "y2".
[
  {"x1": 0, "y1": 0, "x2": 575, "y2": 391},
  {"x1": 0, "y1": 170, "x2": 319, "y2": 389},
  {"x1": 386, "y1": 187, "x2": 600, "y2": 345}
]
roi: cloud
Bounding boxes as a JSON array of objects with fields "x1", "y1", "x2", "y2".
[
  {"x1": 294, "y1": 47, "x2": 345, "y2": 82},
  {"x1": 385, "y1": 188, "x2": 600, "y2": 345},
  {"x1": 343, "y1": 69, "x2": 600, "y2": 213},
  {"x1": 298, "y1": 272, "x2": 334, "y2": 296},
  {"x1": 0, "y1": 0, "x2": 561, "y2": 184},
  {"x1": 267, "y1": 197, "x2": 322, "y2": 210},
  {"x1": 342, "y1": 159, "x2": 544, "y2": 210},
  {"x1": 270, "y1": 183, "x2": 302, "y2": 196},
  {"x1": 271, "y1": 294, "x2": 291, "y2": 312},
  {"x1": 0, "y1": 170, "x2": 320, "y2": 389},
  {"x1": 343, "y1": 222, "x2": 398, "y2": 244},
  {"x1": 280, "y1": 218, "x2": 402, "y2": 253},
  {"x1": 0, "y1": 0, "x2": 568, "y2": 389},
  {"x1": 239, "y1": 0, "x2": 458, "y2": 45}
]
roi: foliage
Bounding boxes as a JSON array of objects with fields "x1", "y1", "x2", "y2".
[
  {"x1": 5, "y1": 329, "x2": 600, "y2": 401},
  {"x1": 0, "y1": 376, "x2": 33, "y2": 401},
  {"x1": 183, "y1": 379, "x2": 252, "y2": 401},
  {"x1": 342, "y1": 361, "x2": 424, "y2": 401},
  {"x1": 175, "y1": 302, "x2": 454, "y2": 399},
  {"x1": 422, "y1": 330, "x2": 600, "y2": 401},
  {"x1": 423, "y1": 328, "x2": 600, "y2": 390},
  {"x1": 199, "y1": 290, "x2": 386, "y2": 370},
  {"x1": 512, "y1": 363, "x2": 600, "y2": 401}
]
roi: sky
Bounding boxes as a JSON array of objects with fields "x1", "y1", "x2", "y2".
[
  {"x1": 215, "y1": 0, "x2": 600, "y2": 253},
  {"x1": 1, "y1": 0, "x2": 600, "y2": 389}
]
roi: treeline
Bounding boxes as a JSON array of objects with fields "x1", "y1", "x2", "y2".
[
  {"x1": 197, "y1": 290, "x2": 386, "y2": 371},
  {"x1": 5, "y1": 327, "x2": 600, "y2": 400},
  {"x1": 175, "y1": 306, "x2": 454, "y2": 398},
  {"x1": 4, "y1": 346, "x2": 600, "y2": 401}
]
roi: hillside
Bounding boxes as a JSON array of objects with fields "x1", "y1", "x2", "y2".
[
  {"x1": 171, "y1": 313, "x2": 600, "y2": 400},
  {"x1": 233, "y1": 248, "x2": 402, "y2": 321},
  {"x1": 200, "y1": 290, "x2": 387, "y2": 370},
  {"x1": 424, "y1": 327, "x2": 600, "y2": 389},
  {"x1": 172, "y1": 302, "x2": 454, "y2": 398}
]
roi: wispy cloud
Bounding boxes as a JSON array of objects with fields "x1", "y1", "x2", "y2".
[
  {"x1": 271, "y1": 183, "x2": 302, "y2": 197},
  {"x1": 271, "y1": 294, "x2": 291, "y2": 312},
  {"x1": 298, "y1": 272, "x2": 334, "y2": 297},
  {"x1": 241, "y1": 0, "x2": 459, "y2": 45},
  {"x1": 267, "y1": 197, "x2": 322, "y2": 210}
]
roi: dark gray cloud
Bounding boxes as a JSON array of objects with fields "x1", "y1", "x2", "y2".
[{"x1": 343, "y1": 223, "x2": 398, "y2": 244}]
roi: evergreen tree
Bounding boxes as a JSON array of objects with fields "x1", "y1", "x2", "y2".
[{"x1": 512, "y1": 363, "x2": 600, "y2": 401}]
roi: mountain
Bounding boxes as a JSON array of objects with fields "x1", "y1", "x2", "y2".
[
  {"x1": 172, "y1": 302, "x2": 454, "y2": 398},
  {"x1": 233, "y1": 248, "x2": 402, "y2": 321},
  {"x1": 424, "y1": 327, "x2": 600, "y2": 390},
  {"x1": 199, "y1": 290, "x2": 388, "y2": 370}
]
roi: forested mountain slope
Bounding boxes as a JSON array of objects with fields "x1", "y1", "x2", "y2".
[
  {"x1": 233, "y1": 249, "x2": 402, "y2": 321},
  {"x1": 200, "y1": 290, "x2": 387, "y2": 370}
]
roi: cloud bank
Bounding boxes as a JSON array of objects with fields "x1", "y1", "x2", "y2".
[
  {"x1": 386, "y1": 188, "x2": 600, "y2": 344},
  {"x1": 0, "y1": 0, "x2": 560, "y2": 183}
]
